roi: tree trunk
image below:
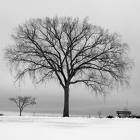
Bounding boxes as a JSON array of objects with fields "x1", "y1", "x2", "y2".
[
  {"x1": 63, "y1": 86, "x2": 69, "y2": 117},
  {"x1": 19, "y1": 109, "x2": 22, "y2": 116}
]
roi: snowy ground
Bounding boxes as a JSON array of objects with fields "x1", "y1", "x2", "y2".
[{"x1": 0, "y1": 116, "x2": 140, "y2": 140}]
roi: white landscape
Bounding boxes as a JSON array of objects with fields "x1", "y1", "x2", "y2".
[
  {"x1": 0, "y1": 0, "x2": 139, "y2": 140},
  {"x1": 0, "y1": 116, "x2": 140, "y2": 140}
]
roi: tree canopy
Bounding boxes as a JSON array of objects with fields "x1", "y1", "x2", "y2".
[
  {"x1": 9, "y1": 96, "x2": 36, "y2": 116},
  {"x1": 5, "y1": 17, "x2": 132, "y2": 116}
]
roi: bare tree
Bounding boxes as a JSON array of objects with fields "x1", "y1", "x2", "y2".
[
  {"x1": 97, "y1": 111, "x2": 102, "y2": 118},
  {"x1": 9, "y1": 96, "x2": 36, "y2": 116},
  {"x1": 5, "y1": 16, "x2": 132, "y2": 117}
]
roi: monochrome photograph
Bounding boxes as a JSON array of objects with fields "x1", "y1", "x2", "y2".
[{"x1": 0, "y1": 0, "x2": 139, "y2": 139}]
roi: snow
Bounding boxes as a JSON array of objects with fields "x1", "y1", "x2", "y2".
[{"x1": 0, "y1": 116, "x2": 140, "y2": 140}]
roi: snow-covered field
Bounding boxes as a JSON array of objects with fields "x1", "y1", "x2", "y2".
[{"x1": 0, "y1": 116, "x2": 140, "y2": 140}]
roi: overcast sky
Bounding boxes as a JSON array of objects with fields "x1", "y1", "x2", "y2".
[{"x1": 0, "y1": 0, "x2": 140, "y2": 116}]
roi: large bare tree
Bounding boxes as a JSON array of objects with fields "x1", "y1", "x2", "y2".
[{"x1": 5, "y1": 17, "x2": 132, "y2": 117}]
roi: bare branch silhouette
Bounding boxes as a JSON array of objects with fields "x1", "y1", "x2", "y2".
[
  {"x1": 9, "y1": 96, "x2": 36, "y2": 116},
  {"x1": 5, "y1": 16, "x2": 132, "y2": 117}
]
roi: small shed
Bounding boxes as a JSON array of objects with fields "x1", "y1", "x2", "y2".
[{"x1": 116, "y1": 110, "x2": 131, "y2": 118}]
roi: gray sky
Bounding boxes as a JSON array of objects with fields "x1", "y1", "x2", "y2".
[{"x1": 0, "y1": 0, "x2": 140, "y2": 116}]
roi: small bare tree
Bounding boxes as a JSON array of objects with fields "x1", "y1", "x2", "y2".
[
  {"x1": 97, "y1": 111, "x2": 102, "y2": 118},
  {"x1": 9, "y1": 96, "x2": 36, "y2": 116},
  {"x1": 5, "y1": 16, "x2": 132, "y2": 117}
]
